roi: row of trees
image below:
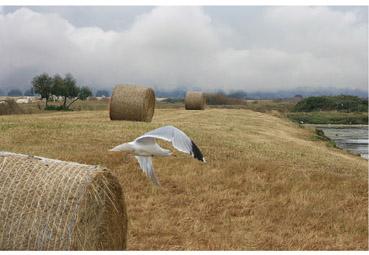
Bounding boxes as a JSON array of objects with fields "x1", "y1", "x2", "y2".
[
  {"x1": 204, "y1": 92, "x2": 248, "y2": 105},
  {"x1": 0, "y1": 88, "x2": 32, "y2": 96},
  {"x1": 32, "y1": 73, "x2": 92, "y2": 110},
  {"x1": 0, "y1": 88, "x2": 110, "y2": 97}
]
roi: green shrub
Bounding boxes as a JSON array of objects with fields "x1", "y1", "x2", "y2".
[
  {"x1": 293, "y1": 95, "x2": 368, "y2": 112},
  {"x1": 287, "y1": 112, "x2": 368, "y2": 124}
]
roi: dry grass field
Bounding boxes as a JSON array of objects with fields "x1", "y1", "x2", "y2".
[{"x1": 0, "y1": 108, "x2": 367, "y2": 250}]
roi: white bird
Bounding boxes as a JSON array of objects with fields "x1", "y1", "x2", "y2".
[{"x1": 110, "y1": 125, "x2": 206, "y2": 186}]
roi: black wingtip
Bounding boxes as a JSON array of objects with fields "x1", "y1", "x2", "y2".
[{"x1": 191, "y1": 140, "x2": 205, "y2": 163}]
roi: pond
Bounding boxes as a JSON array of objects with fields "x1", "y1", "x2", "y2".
[{"x1": 313, "y1": 125, "x2": 368, "y2": 159}]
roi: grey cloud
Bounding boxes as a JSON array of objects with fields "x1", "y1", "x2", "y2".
[
  {"x1": 0, "y1": 6, "x2": 367, "y2": 93},
  {"x1": 3, "y1": 6, "x2": 153, "y2": 31}
]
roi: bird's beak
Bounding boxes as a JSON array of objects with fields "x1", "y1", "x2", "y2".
[
  {"x1": 109, "y1": 144, "x2": 129, "y2": 152},
  {"x1": 109, "y1": 147, "x2": 120, "y2": 152}
]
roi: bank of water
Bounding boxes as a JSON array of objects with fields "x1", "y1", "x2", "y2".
[{"x1": 310, "y1": 125, "x2": 368, "y2": 159}]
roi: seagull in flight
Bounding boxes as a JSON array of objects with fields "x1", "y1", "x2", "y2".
[{"x1": 110, "y1": 125, "x2": 206, "y2": 186}]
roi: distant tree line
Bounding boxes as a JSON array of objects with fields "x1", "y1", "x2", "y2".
[
  {"x1": 0, "y1": 88, "x2": 33, "y2": 96},
  {"x1": 1, "y1": 86, "x2": 110, "y2": 99},
  {"x1": 155, "y1": 89, "x2": 249, "y2": 100},
  {"x1": 204, "y1": 92, "x2": 247, "y2": 105},
  {"x1": 95, "y1": 90, "x2": 110, "y2": 97},
  {"x1": 227, "y1": 90, "x2": 248, "y2": 99},
  {"x1": 7, "y1": 89, "x2": 23, "y2": 96},
  {"x1": 292, "y1": 95, "x2": 368, "y2": 112},
  {"x1": 31, "y1": 73, "x2": 92, "y2": 110}
]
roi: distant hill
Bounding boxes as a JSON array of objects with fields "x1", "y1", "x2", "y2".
[
  {"x1": 247, "y1": 88, "x2": 368, "y2": 99},
  {"x1": 154, "y1": 87, "x2": 368, "y2": 100},
  {"x1": 155, "y1": 88, "x2": 186, "y2": 98},
  {"x1": 2, "y1": 86, "x2": 364, "y2": 100}
]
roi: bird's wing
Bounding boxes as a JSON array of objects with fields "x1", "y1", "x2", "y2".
[
  {"x1": 134, "y1": 156, "x2": 160, "y2": 186},
  {"x1": 135, "y1": 125, "x2": 206, "y2": 162}
]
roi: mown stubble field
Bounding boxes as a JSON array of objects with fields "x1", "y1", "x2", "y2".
[{"x1": 0, "y1": 108, "x2": 367, "y2": 250}]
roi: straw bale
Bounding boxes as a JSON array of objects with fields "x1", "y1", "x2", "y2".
[
  {"x1": 0, "y1": 99, "x2": 24, "y2": 115},
  {"x1": 0, "y1": 152, "x2": 127, "y2": 250},
  {"x1": 185, "y1": 91, "x2": 206, "y2": 110},
  {"x1": 109, "y1": 85, "x2": 155, "y2": 122}
]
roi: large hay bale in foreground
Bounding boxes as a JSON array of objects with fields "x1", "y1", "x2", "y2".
[
  {"x1": 185, "y1": 91, "x2": 206, "y2": 110},
  {"x1": 0, "y1": 152, "x2": 127, "y2": 250},
  {"x1": 109, "y1": 85, "x2": 155, "y2": 122},
  {"x1": 0, "y1": 99, "x2": 24, "y2": 115}
]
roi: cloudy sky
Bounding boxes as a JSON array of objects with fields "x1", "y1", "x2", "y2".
[{"x1": 0, "y1": 6, "x2": 367, "y2": 92}]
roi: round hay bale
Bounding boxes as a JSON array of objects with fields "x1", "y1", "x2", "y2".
[
  {"x1": 109, "y1": 85, "x2": 155, "y2": 122},
  {"x1": 0, "y1": 152, "x2": 127, "y2": 250},
  {"x1": 184, "y1": 91, "x2": 206, "y2": 110}
]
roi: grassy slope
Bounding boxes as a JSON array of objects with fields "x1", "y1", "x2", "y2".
[{"x1": 0, "y1": 108, "x2": 367, "y2": 250}]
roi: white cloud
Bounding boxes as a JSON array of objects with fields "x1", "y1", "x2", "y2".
[{"x1": 0, "y1": 6, "x2": 367, "y2": 93}]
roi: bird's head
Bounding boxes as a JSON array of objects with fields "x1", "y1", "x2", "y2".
[{"x1": 109, "y1": 143, "x2": 133, "y2": 152}]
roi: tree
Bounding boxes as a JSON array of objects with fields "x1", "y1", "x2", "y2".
[
  {"x1": 33, "y1": 73, "x2": 92, "y2": 110},
  {"x1": 79, "y1": 86, "x2": 92, "y2": 100},
  {"x1": 7, "y1": 89, "x2": 23, "y2": 96},
  {"x1": 95, "y1": 89, "x2": 110, "y2": 97},
  {"x1": 64, "y1": 73, "x2": 79, "y2": 100},
  {"x1": 50, "y1": 73, "x2": 92, "y2": 110},
  {"x1": 32, "y1": 73, "x2": 53, "y2": 107},
  {"x1": 51, "y1": 73, "x2": 81, "y2": 109},
  {"x1": 66, "y1": 86, "x2": 92, "y2": 109},
  {"x1": 51, "y1": 74, "x2": 66, "y2": 107},
  {"x1": 60, "y1": 74, "x2": 80, "y2": 109}
]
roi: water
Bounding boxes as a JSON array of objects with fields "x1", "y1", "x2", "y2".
[{"x1": 315, "y1": 125, "x2": 368, "y2": 159}]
